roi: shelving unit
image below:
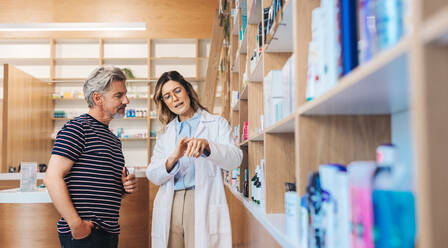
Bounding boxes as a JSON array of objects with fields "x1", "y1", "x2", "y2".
[
  {"x1": 221, "y1": 0, "x2": 448, "y2": 247},
  {"x1": 0, "y1": 38, "x2": 210, "y2": 169}
]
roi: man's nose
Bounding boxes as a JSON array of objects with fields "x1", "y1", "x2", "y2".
[{"x1": 123, "y1": 95, "x2": 130, "y2": 104}]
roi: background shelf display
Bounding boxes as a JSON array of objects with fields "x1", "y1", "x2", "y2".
[
  {"x1": 1, "y1": 37, "x2": 210, "y2": 169},
  {"x1": 219, "y1": 0, "x2": 446, "y2": 247},
  {"x1": 299, "y1": 38, "x2": 410, "y2": 115},
  {"x1": 264, "y1": 0, "x2": 293, "y2": 53}
]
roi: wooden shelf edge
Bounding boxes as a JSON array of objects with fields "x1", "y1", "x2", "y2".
[
  {"x1": 150, "y1": 57, "x2": 196, "y2": 61},
  {"x1": 239, "y1": 140, "x2": 249, "y2": 147},
  {"x1": 224, "y1": 183, "x2": 299, "y2": 248},
  {"x1": 422, "y1": 5, "x2": 448, "y2": 44},
  {"x1": 298, "y1": 37, "x2": 410, "y2": 115},
  {"x1": 249, "y1": 55, "x2": 264, "y2": 82},
  {"x1": 240, "y1": 85, "x2": 248, "y2": 100},
  {"x1": 237, "y1": 30, "x2": 248, "y2": 55},
  {"x1": 247, "y1": 0, "x2": 262, "y2": 25},
  {"x1": 248, "y1": 132, "x2": 264, "y2": 142},
  {"x1": 264, "y1": 111, "x2": 297, "y2": 134},
  {"x1": 264, "y1": 0, "x2": 293, "y2": 53}
]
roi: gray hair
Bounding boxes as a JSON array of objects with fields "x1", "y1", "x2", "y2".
[{"x1": 83, "y1": 66, "x2": 126, "y2": 108}]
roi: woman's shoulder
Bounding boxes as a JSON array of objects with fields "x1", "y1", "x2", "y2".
[{"x1": 200, "y1": 109, "x2": 226, "y2": 122}]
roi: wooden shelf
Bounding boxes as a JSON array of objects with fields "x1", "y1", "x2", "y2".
[
  {"x1": 240, "y1": 85, "x2": 248, "y2": 100},
  {"x1": 247, "y1": 0, "x2": 262, "y2": 25},
  {"x1": 422, "y1": 5, "x2": 448, "y2": 44},
  {"x1": 54, "y1": 58, "x2": 99, "y2": 64},
  {"x1": 299, "y1": 37, "x2": 410, "y2": 115},
  {"x1": 225, "y1": 183, "x2": 299, "y2": 248},
  {"x1": 103, "y1": 57, "x2": 147, "y2": 64},
  {"x1": 249, "y1": 132, "x2": 264, "y2": 142},
  {"x1": 249, "y1": 55, "x2": 263, "y2": 82},
  {"x1": 232, "y1": 101, "x2": 240, "y2": 111},
  {"x1": 232, "y1": 7, "x2": 239, "y2": 35},
  {"x1": 238, "y1": 31, "x2": 248, "y2": 54},
  {"x1": 52, "y1": 98, "x2": 84, "y2": 101},
  {"x1": 239, "y1": 140, "x2": 249, "y2": 147},
  {"x1": 0, "y1": 58, "x2": 50, "y2": 65},
  {"x1": 232, "y1": 54, "x2": 240, "y2": 72},
  {"x1": 150, "y1": 57, "x2": 196, "y2": 61},
  {"x1": 150, "y1": 77, "x2": 203, "y2": 82},
  {"x1": 264, "y1": 112, "x2": 296, "y2": 134},
  {"x1": 265, "y1": 0, "x2": 293, "y2": 53}
]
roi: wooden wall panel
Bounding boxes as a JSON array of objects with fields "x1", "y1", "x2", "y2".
[
  {"x1": 296, "y1": 115, "x2": 391, "y2": 195},
  {"x1": 202, "y1": 11, "x2": 224, "y2": 110},
  {"x1": 225, "y1": 183, "x2": 249, "y2": 247},
  {"x1": 239, "y1": 99, "x2": 248, "y2": 141},
  {"x1": 225, "y1": 185, "x2": 281, "y2": 248},
  {"x1": 0, "y1": 0, "x2": 219, "y2": 39},
  {"x1": 263, "y1": 53, "x2": 292, "y2": 77},
  {"x1": 119, "y1": 178, "x2": 149, "y2": 248},
  {"x1": 412, "y1": 45, "x2": 448, "y2": 248},
  {"x1": 0, "y1": 178, "x2": 148, "y2": 248},
  {"x1": 1, "y1": 65, "x2": 53, "y2": 172},
  {"x1": 246, "y1": 24, "x2": 258, "y2": 76},
  {"x1": 0, "y1": 203, "x2": 60, "y2": 247},
  {"x1": 248, "y1": 141, "x2": 263, "y2": 200},
  {"x1": 293, "y1": 0, "x2": 321, "y2": 107},
  {"x1": 0, "y1": 99, "x2": 2, "y2": 157},
  {"x1": 264, "y1": 133, "x2": 295, "y2": 213},
  {"x1": 247, "y1": 82, "x2": 263, "y2": 137}
]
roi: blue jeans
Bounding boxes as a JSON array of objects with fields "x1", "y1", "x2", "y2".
[{"x1": 58, "y1": 225, "x2": 119, "y2": 248}]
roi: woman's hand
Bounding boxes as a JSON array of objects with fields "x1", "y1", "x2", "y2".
[
  {"x1": 185, "y1": 138, "x2": 210, "y2": 158},
  {"x1": 166, "y1": 137, "x2": 189, "y2": 171}
]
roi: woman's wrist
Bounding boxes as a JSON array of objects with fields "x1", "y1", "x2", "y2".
[{"x1": 165, "y1": 155, "x2": 179, "y2": 172}]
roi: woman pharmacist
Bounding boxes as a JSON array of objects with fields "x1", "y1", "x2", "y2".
[{"x1": 146, "y1": 71, "x2": 242, "y2": 248}]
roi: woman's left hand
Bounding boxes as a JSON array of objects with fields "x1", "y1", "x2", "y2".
[{"x1": 185, "y1": 138, "x2": 210, "y2": 158}]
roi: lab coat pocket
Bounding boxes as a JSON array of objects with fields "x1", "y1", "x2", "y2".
[{"x1": 208, "y1": 205, "x2": 231, "y2": 234}]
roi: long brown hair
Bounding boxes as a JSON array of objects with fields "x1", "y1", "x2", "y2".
[{"x1": 153, "y1": 71, "x2": 207, "y2": 126}]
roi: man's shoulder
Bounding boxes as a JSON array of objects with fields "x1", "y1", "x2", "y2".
[{"x1": 61, "y1": 114, "x2": 91, "y2": 131}]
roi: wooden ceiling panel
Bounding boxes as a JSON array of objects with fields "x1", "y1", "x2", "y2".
[{"x1": 0, "y1": 0, "x2": 219, "y2": 38}]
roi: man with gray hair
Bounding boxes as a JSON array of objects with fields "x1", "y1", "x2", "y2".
[{"x1": 45, "y1": 66, "x2": 137, "y2": 248}]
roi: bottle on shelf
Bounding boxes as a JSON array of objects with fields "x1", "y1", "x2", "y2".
[{"x1": 285, "y1": 182, "x2": 298, "y2": 241}]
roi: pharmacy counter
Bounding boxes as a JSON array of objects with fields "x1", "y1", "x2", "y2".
[
  {"x1": 0, "y1": 187, "x2": 51, "y2": 203},
  {"x1": 0, "y1": 170, "x2": 150, "y2": 248}
]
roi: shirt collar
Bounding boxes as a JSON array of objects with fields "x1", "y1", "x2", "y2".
[{"x1": 175, "y1": 110, "x2": 201, "y2": 125}]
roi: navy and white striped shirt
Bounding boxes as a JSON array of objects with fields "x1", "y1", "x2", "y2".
[{"x1": 51, "y1": 113, "x2": 125, "y2": 234}]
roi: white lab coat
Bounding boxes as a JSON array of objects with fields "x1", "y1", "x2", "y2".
[{"x1": 146, "y1": 109, "x2": 243, "y2": 248}]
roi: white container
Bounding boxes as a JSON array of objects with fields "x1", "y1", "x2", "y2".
[{"x1": 20, "y1": 162, "x2": 38, "y2": 192}]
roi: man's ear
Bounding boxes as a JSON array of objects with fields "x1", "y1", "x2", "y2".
[{"x1": 93, "y1": 92, "x2": 103, "y2": 105}]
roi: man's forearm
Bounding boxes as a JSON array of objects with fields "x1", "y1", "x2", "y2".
[{"x1": 45, "y1": 175, "x2": 81, "y2": 228}]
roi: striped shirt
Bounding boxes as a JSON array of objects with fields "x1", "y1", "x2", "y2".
[{"x1": 51, "y1": 113, "x2": 125, "y2": 234}]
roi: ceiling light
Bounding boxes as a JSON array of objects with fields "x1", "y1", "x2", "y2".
[{"x1": 0, "y1": 22, "x2": 146, "y2": 31}]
